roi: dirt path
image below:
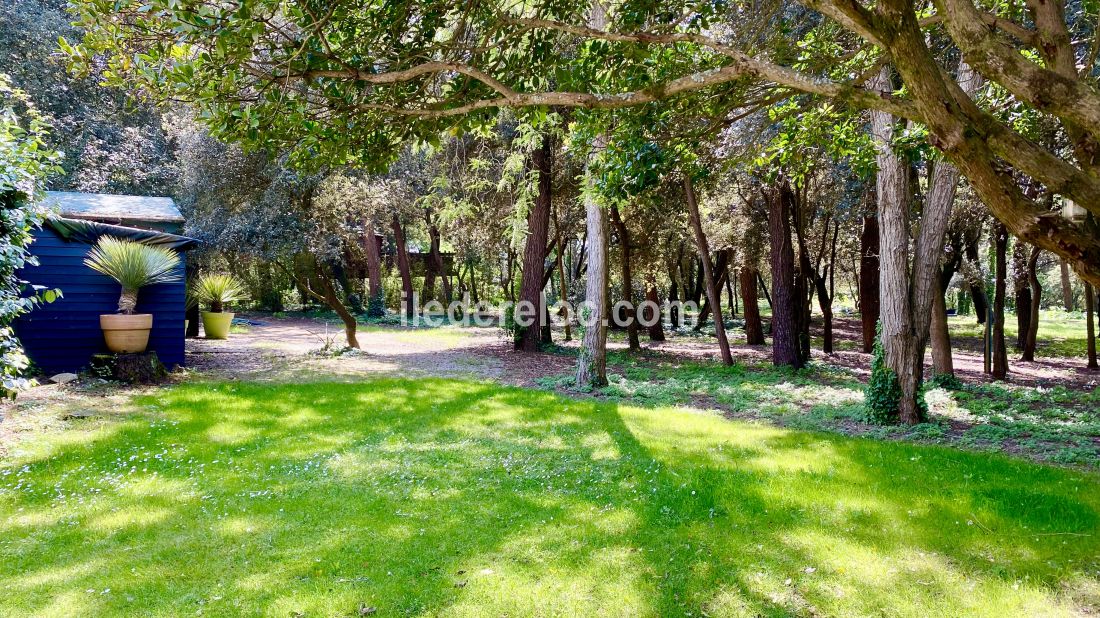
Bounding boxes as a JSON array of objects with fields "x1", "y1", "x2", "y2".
[
  {"x1": 187, "y1": 314, "x2": 1098, "y2": 391},
  {"x1": 186, "y1": 315, "x2": 575, "y2": 385}
]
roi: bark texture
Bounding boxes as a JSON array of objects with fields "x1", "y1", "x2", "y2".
[
  {"x1": 869, "y1": 65, "x2": 965, "y2": 424},
  {"x1": 768, "y1": 182, "x2": 802, "y2": 368},
  {"x1": 740, "y1": 263, "x2": 765, "y2": 345},
  {"x1": 1060, "y1": 260, "x2": 1074, "y2": 311},
  {"x1": 516, "y1": 135, "x2": 553, "y2": 353},
  {"x1": 992, "y1": 224, "x2": 1009, "y2": 379},
  {"x1": 576, "y1": 140, "x2": 609, "y2": 387},
  {"x1": 930, "y1": 284, "x2": 954, "y2": 377},
  {"x1": 859, "y1": 214, "x2": 880, "y2": 353}
]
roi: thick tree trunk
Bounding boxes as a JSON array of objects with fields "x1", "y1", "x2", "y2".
[
  {"x1": 684, "y1": 175, "x2": 734, "y2": 365},
  {"x1": 1060, "y1": 260, "x2": 1074, "y2": 311},
  {"x1": 859, "y1": 214, "x2": 880, "y2": 353},
  {"x1": 871, "y1": 67, "x2": 958, "y2": 424},
  {"x1": 516, "y1": 135, "x2": 553, "y2": 352},
  {"x1": 740, "y1": 264, "x2": 765, "y2": 345},
  {"x1": 992, "y1": 224, "x2": 1009, "y2": 379},
  {"x1": 1087, "y1": 283, "x2": 1098, "y2": 369},
  {"x1": 768, "y1": 182, "x2": 802, "y2": 368},
  {"x1": 644, "y1": 283, "x2": 665, "y2": 341},
  {"x1": 576, "y1": 154, "x2": 609, "y2": 387},
  {"x1": 610, "y1": 204, "x2": 640, "y2": 351},
  {"x1": 1022, "y1": 246, "x2": 1042, "y2": 361},
  {"x1": 363, "y1": 221, "x2": 384, "y2": 315},
  {"x1": 391, "y1": 215, "x2": 415, "y2": 319},
  {"x1": 930, "y1": 283, "x2": 954, "y2": 377}
]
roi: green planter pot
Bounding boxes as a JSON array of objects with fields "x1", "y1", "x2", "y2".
[{"x1": 201, "y1": 311, "x2": 234, "y2": 339}]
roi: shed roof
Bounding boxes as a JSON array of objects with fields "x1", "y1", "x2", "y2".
[{"x1": 43, "y1": 191, "x2": 184, "y2": 223}]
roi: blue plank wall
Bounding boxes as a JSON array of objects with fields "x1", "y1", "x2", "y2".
[{"x1": 14, "y1": 226, "x2": 187, "y2": 374}]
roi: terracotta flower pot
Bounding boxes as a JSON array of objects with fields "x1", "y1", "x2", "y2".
[
  {"x1": 202, "y1": 311, "x2": 234, "y2": 339},
  {"x1": 100, "y1": 314, "x2": 153, "y2": 353}
]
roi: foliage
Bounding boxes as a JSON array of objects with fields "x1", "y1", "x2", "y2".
[
  {"x1": 83, "y1": 237, "x2": 181, "y2": 313},
  {"x1": 366, "y1": 291, "x2": 386, "y2": 318},
  {"x1": 864, "y1": 322, "x2": 902, "y2": 424},
  {"x1": 0, "y1": 73, "x2": 61, "y2": 396},
  {"x1": 0, "y1": 1, "x2": 175, "y2": 193},
  {"x1": 1, "y1": 378, "x2": 1097, "y2": 616},
  {"x1": 191, "y1": 273, "x2": 247, "y2": 312}
]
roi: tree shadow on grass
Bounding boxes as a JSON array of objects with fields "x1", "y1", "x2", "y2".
[{"x1": 0, "y1": 378, "x2": 1097, "y2": 616}]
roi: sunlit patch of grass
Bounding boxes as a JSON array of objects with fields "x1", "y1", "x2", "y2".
[
  {"x1": 537, "y1": 353, "x2": 1098, "y2": 468},
  {"x1": 358, "y1": 324, "x2": 474, "y2": 347},
  {"x1": 0, "y1": 379, "x2": 1097, "y2": 616},
  {"x1": 947, "y1": 310, "x2": 1090, "y2": 358}
]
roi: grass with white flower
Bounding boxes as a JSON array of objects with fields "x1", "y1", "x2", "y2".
[{"x1": 1, "y1": 378, "x2": 1098, "y2": 616}]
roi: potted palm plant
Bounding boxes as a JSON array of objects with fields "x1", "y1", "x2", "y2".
[
  {"x1": 84, "y1": 237, "x2": 181, "y2": 353},
  {"x1": 193, "y1": 273, "x2": 246, "y2": 339}
]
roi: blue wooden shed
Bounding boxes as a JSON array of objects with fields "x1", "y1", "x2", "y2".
[{"x1": 14, "y1": 192, "x2": 197, "y2": 374}]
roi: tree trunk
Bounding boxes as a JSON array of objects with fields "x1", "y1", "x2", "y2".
[
  {"x1": 644, "y1": 283, "x2": 665, "y2": 341},
  {"x1": 930, "y1": 282, "x2": 954, "y2": 377},
  {"x1": 768, "y1": 182, "x2": 802, "y2": 368},
  {"x1": 684, "y1": 175, "x2": 734, "y2": 365},
  {"x1": 576, "y1": 150, "x2": 609, "y2": 387},
  {"x1": 363, "y1": 221, "x2": 384, "y2": 316},
  {"x1": 317, "y1": 265, "x2": 360, "y2": 349},
  {"x1": 1060, "y1": 260, "x2": 1074, "y2": 311},
  {"x1": 391, "y1": 215, "x2": 415, "y2": 319},
  {"x1": 992, "y1": 223, "x2": 1009, "y2": 379},
  {"x1": 726, "y1": 273, "x2": 734, "y2": 316},
  {"x1": 689, "y1": 259, "x2": 704, "y2": 306},
  {"x1": 516, "y1": 135, "x2": 553, "y2": 352},
  {"x1": 696, "y1": 249, "x2": 729, "y2": 329},
  {"x1": 1022, "y1": 246, "x2": 1042, "y2": 361},
  {"x1": 1013, "y1": 241, "x2": 1031, "y2": 350},
  {"x1": 423, "y1": 221, "x2": 441, "y2": 303},
  {"x1": 814, "y1": 275, "x2": 834, "y2": 355},
  {"x1": 870, "y1": 65, "x2": 970, "y2": 424},
  {"x1": 859, "y1": 214, "x2": 880, "y2": 353},
  {"x1": 965, "y1": 238, "x2": 989, "y2": 324},
  {"x1": 556, "y1": 245, "x2": 572, "y2": 341},
  {"x1": 610, "y1": 204, "x2": 640, "y2": 351},
  {"x1": 667, "y1": 250, "x2": 682, "y2": 328},
  {"x1": 1087, "y1": 282, "x2": 1098, "y2": 369},
  {"x1": 740, "y1": 264, "x2": 765, "y2": 345}
]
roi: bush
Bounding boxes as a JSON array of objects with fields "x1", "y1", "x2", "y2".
[
  {"x1": 0, "y1": 74, "x2": 61, "y2": 397},
  {"x1": 346, "y1": 292, "x2": 364, "y2": 314},
  {"x1": 864, "y1": 322, "x2": 901, "y2": 424},
  {"x1": 366, "y1": 291, "x2": 385, "y2": 318}
]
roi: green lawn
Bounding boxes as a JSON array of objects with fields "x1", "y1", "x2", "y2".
[
  {"x1": 2, "y1": 379, "x2": 1098, "y2": 616},
  {"x1": 947, "y1": 310, "x2": 1091, "y2": 358}
]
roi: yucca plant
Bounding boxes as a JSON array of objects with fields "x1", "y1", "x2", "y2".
[
  {"x1": 84, "y1": 237, "x2": 181, "y2": 314},
  {"x1": 192, "y1": 273, "x2": 247, "y2": 313}
]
